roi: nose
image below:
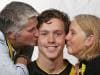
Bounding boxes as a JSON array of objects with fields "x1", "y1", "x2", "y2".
[
  {"x1": 48, "y1": 34, "x2": 55, "y2": 43},
  {"x1": 65, "y1": 33, "x2": 71, "y2": 41}
]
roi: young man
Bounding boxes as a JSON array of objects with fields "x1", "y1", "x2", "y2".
[
  {"x1": 28, "y1": 9, "x2": 72, "y2": 75},
  {"x1": 0, "y1": 1, "x2": 38, "y2": 75}
]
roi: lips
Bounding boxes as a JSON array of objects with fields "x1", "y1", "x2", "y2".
[
  {"x1": 48, "y1": 46, "x2": 56, "y2": 49},
  {"x1": 34, "y1": 37, "x2": 38, "y2": 41},
  {"x1": 66, "y1": 42, "x2": 71, "y2": 47},
  {"x1": 48, "y1": 45, "x2": 58, "y2": 47},
  {"x1": 47, "y1": 46, "x2": 58, "y2": 51}
]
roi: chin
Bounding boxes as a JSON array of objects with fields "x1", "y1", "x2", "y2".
[
  {"x1": 33, "y1": 43, "x2": 37, "y2": 46},
  {"x1": 35, "y1": 42, "x2": 38, "y2": 46},
  {"x1": 47, "y1": 54, "x2": 58, "y2": 60},
  {"x1": 33, "y1": 41, "x2": 38, "y2": 46},
  {"x1": 48, "y1": 57, "x2": 57, "y2": 60},
  {"x1": 68, "y1": 50, "x2": 73, "y2": 55},
  {"x1": 29, "y1": 42, "x2": 37, "y2": 46}
]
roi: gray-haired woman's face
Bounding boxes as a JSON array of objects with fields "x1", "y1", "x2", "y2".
[{"x1": 14, "y1": 18, "x2": 38, "y2": 47}]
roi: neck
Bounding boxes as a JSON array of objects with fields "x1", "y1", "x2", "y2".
[{"x1": 37, "y1": 54, "x2": 67, "y2": 74}]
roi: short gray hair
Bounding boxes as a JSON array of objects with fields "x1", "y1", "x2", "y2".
[{"x1": 0, "y1": 1, "x2": 38, "y2": 33}]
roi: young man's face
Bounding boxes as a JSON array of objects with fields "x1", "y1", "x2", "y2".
[
  {"x1": 14, "y1": 17, "x2": 38, "y2": 47},
  {"x1": 38, "y1": 18, "x2": 66, "y2": 60}
]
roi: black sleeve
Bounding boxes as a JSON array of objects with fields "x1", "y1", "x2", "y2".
[{"x1": 14, "y1": 46, "x2": 34, "y2": 63}]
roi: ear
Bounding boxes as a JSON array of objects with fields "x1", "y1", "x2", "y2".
[
  {"x1": 7, "y1": 31, "x2": 15, "y2": 40},
  {"x1": 85, "y1": 35, "x2": 94, "y2": 47}
]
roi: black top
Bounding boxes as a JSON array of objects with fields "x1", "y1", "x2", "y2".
[
  {"x1": 83, "y1": 56, "x2": 100, "y2": 75},
  {"x1": 27, "y1": 60, "x2": 72, "y2": 75}
]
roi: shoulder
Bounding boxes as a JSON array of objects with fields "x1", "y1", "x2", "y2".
[
  {"x1": 27, "y1": 61, "x2": 36, "y2": 69},
  {"x1": 27, "y1": 61, "x2": 38, "y2": 75},
  {"x1": 27, "y1": 61, "x2": 46, "y2": 75},
  {"x1": 0, "y1": 31, "x2": 5, "y2": 42},
  {"x1": 86, "y1": 56, "x2": 100, "y2": 67},
  {"x1": 84, "y1": 56, "x2": 100, "y2": 75}
]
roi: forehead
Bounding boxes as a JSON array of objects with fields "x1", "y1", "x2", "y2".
[
  {"x1": 39, "y1": 18, "x2": 65, "y2": 31},
  {"x1": 70, "y1": 20, "x2": 80, "y2": 29},
  {"x1": 24, "y1": 17, "x2": 38, "y2": 28},
  {"x1": 70, "y1": 20, "x2": 85, "y2": 34}
]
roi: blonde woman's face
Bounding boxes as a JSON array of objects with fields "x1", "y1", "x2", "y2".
[{"x1": 65, "y1": 20, "x2": 87, "y2": 56}]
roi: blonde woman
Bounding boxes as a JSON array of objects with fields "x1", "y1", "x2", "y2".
[{"x1": 66, "y1": 14, "x2": 100, "y2": 75}]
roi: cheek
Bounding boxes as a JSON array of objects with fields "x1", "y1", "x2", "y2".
[
  {"x1": 72, "y1": 39, "x2": 85, "y2": 53},
  {"x1": 72, "y1": 35, "x2": 84, "y2": 47},
  {"x1": 38, "y1": 37, "x2": 46, "y2": 46},
  {"x1": 20, "y1": 33, "x2": 33, "y2": 42},
  {"x1": 56, "y1": 37, "x2": 65, "y2": 44},
  {"x1": 24, "y1": 34, "x2": 33, "y2": 39},
  {"x1": 57, "y1": 40, "x2": 65, "y2": 46}
]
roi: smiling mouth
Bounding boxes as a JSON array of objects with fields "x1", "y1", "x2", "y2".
[
  {"x1": 47, "y1": 46, "x2": 57, "y2": 50},
  {"x1": 48, "y1": 46, "x2": 57, "y2": 48},
  {"x1": 48, "y1": 45, "x2": 58, "y2": 47}
]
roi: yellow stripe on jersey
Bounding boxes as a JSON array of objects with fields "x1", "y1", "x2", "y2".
[
  {"x1": 70, "y1": 63, "x2": 86, "y2": 75},
  {"x1": 6, "y1": 39, "x2": 13, "y2": 60}
]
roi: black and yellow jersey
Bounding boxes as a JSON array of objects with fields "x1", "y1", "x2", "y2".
[{"x1": 28, "y1": 60, "x2": 72, "y2": 75}]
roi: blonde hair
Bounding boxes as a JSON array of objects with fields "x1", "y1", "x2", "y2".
[{"x1": 75, "y1": 14, "x2": 100, "y2": 60}]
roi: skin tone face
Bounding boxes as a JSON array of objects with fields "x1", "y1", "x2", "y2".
[
  {"x1": 38, "y1": 18, "x2": 66, "y2": 60},
  {"x1": 65, "y1": 20, "x2": 87, "y2": 57},
  {"x1": 14, "y1": 17, "x2": 38, "y2": 47}
]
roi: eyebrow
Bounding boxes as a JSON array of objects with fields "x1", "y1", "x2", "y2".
[
  {"x1": 39, "y1": 30, "x2": 65, "y2": 34},
  {"x1": 39, "y1": 29, "x2": 64, "y2": 32}
]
